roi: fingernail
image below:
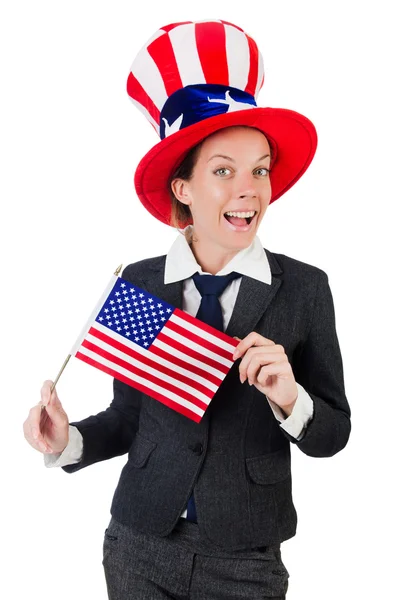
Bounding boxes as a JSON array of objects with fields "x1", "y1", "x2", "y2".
[
  {"x1": 32, "y1": 428, "x2": 38, "y2": 440},
  {"x1": 233, "y1": 350, "x2": 240, "y2": 359}
]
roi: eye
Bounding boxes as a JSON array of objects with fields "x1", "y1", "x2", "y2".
[
  {"x1": 214, "y1": 167, "x2": 232, "y2": 176},
  {"x1": 254, "y1": 167, "x2": 270, "y2": 176}
]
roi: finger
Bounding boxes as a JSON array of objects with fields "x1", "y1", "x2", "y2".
[
  {"x1": 231, "y1": 336, "x2": 241, "y2": 355},
  {"x1": 43, "y1": 388, "x2": 68, "y2": 430},
  {"x1": 239, "y1": 346, "x2": 282, "y2": 383},
  {"x1": 255, "y1": 358, "x2": 292, "y2": 386},
  {"x1": 40, "y1": 380, "x2": 56, "y2": 407},
  {"x1": 233, "y1": 332, "x2": 275, "y2": 360},
  {"x1": 23, "y1": 410, "x2": 53, "y2": 453}
]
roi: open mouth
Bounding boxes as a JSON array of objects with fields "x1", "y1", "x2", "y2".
[{"x1": 223, "y1": 211, "x2": 257, "y2": 228}]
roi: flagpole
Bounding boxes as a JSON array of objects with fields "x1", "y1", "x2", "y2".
[{"x1": 43, "y1": 265, "x2": 123, "y2": 406}]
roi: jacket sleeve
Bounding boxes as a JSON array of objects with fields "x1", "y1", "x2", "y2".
[
  {"x1": 61, "y1": 375, "x2": 142, "y2": 474},
  {"x1": 286, "y1": 270, "x2": 351, "y2": 457},
  {"x1": 61, "y1": 263, "x2": 143, "y2": 474}
]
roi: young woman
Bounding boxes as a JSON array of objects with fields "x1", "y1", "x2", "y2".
[{"x1": 23, "y1": 20, "x2": 351, "y2": 599}]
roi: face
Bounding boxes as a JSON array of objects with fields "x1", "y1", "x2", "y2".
[{"x1": 171, "y1": 126, "x2": 272, "y2": 256}]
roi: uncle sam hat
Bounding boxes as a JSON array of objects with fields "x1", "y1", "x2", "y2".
[{"x1": 127, "y1": 20, "x2": 318, "y2": 227}]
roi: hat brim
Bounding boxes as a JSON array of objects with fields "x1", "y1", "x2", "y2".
[{"x1": 134, "y1": 107, "x2": 317, "y2": 226}]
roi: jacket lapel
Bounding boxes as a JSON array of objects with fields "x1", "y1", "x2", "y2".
[
  {"x1": 224, "y1": 249, "x2": 283, "y2": 338},
  {"x1": 140, "y1": 248, "x2": 283, "y2": 339}
]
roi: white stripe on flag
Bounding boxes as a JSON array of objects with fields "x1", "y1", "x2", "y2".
[
  {"x1": 85, "y1": 327, "x2": 213, "y2": 405},
  {"x1": 77, "y1": 344, "x2": 205, "y2": 418},
  {"x1": 169, "y1": 312, "x2": 236, "y2": 354},
  {"x1": 160, "y1": 324, "x2": 234, "y2": 368},
  {"x1": 92, "y1": 321, "x2": 225, "y2": 384},
  {"x1": 152, "y1": 338, "x2": 226, "y2": 380},
  {"x1": 69, "y1": 274, "x2": 118, "y2": 356},
  {"x1": 225, "y1": 25, "x2": 250, "y2": 91},
  {"x1": 169, "y1": 23, "x2": 206, "y2": 87}
]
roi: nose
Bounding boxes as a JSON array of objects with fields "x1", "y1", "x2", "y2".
[{"x1": 234, "y1": 171, "x2": 259, "y2": 199}]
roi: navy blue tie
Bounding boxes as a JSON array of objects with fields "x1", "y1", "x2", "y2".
[{"x1": 186, "y1": 270, "x2": 241, "y2": 523}]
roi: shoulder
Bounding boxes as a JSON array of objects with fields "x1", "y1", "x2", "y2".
[
  {"x1": 265, "y1": 248, "x2": 328, "y2": 280},
  {"x1": 121, "y1": 254, "x2": 166, "y2": 281},
  {"x1": 264, "y1": 248, "x2": 330, "y2": 298}
]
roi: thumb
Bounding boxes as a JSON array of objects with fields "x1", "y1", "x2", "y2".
[{"x1": 44, "y1": 388, "x2": 67, "y2": 425}]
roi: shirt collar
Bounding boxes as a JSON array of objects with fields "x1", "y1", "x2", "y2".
[{"x1": 164, "y1": 225, "x2": 271, "y2": 285}]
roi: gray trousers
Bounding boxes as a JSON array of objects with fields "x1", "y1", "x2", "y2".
[{"x1": 102, "y1": 516, "x2": 289, "y2": 599}]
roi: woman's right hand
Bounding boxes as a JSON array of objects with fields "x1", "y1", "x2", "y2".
[{"x1": 23, "y1": 380, "x2": 70, "y2": 454}]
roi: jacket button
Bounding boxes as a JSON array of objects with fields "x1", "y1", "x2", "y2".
[{"x1": 189, "y1": 443, "x2": 203, "y2": 455}]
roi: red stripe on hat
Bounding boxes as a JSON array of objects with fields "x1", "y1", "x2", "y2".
[
  {"x1": 126, "y1": 72, "x2": 160, "y2": 125},
  {"x1": 147, "y1": 33, "x2": 183, "y2": 97},
  {"x1": 160, "y1": 21, "x2": 192, "y2": 33},
  {"x1": 259, "y1": 72, "x2": 264, "y2": 91},
  {"x1": 245, "y1": 35, "x2": 259, "y2": 97},
  {"x1": 195, "y1": 22, "x2": 228, "y2": 85},
  {"x1": 220, "y1": 20, "x2": 244, "y2": 32}
]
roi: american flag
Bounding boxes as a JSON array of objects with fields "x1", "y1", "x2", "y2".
[{"x1": 70, "y1": 274, "x2": 239, "y2": 422}]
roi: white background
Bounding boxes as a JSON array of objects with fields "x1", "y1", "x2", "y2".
[{"x1": 1, "y1": 1, "x2": 396, "y2": 598}]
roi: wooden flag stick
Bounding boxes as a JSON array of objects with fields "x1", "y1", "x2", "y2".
[
  {"x1": 42, "y1": 264, "x2": 123, "y2": 408},
  {"x1": 50, "y1": 355, "x2": 72, "y2": 394}
]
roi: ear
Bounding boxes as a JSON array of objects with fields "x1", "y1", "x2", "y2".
[{"x1": 171, "y1": 178, "x2": 192, "y2": 207}]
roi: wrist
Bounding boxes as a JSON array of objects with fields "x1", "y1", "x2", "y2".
[{"x1": 280, "y1": 396, "x2": 298, "y2": 418}]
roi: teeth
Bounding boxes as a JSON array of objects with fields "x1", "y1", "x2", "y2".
[{"x1": 225, "y1": 210, "x2": 256, "y2": 218}]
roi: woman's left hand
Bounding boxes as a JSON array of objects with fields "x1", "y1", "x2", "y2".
[{"x1": 233, "y1": 333, "x2": 298, "y2": 415}]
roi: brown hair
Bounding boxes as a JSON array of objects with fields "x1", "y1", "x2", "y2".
[{"x1": 168, "y1": 141, "x2": 204, "y2": 244}]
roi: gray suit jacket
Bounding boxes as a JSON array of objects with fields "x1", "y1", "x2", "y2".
[{"x1": 62, "y1": 248, "x2": 351, "y2": 550}]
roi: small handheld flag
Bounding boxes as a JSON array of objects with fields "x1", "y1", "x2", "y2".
[{"x1": 51, "y1": 268, "x2": 239, "y2": 423}]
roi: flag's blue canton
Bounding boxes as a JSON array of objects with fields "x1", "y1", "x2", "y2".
[{"x1": 95, "y1": 277, "x2": 175, "y2": 349}]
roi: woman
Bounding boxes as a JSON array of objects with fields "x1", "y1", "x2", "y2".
[{"x1": 23, "y1": 20, "x2": 351, "y2": 599}]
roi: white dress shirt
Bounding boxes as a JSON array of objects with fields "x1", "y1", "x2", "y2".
[{"x1": 45, "y1": 226, "x2": 314, "y2": 483}]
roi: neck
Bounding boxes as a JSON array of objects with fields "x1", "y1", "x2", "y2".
[{"x1": 189, "y1": 238, "x2": 241, "y2": 275}]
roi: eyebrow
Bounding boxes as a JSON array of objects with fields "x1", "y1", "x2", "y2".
[{"x1": 207, "y1": 153, "x2": 271, "y2": 163}]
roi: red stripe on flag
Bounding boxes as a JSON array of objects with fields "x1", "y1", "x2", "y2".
[
  {"x1": 245, "y1": 35, "x2": 259, "y2": 97},
  {"x1": 75, "y1": 351, "x2": 203, "y2": 423},
  {"x1": 89, "y1": 325, "x2": 221, "y2": 390},
  {"x1": 126, "y1": 72, "x2": 161, "y2": 125},
  {"x1": 147, "y1": 34, "x2": 183, "y2": 97},
  {"x1": 165, "y1": 318, "x2": 233, "y2": 362},
  {"x1": 148, "y1": 344, "x2": 222, "y2": 387},
  {"x1": 195, "y1": 22, "x2": 228, "y2": 85},
  {"x1": 173, "y1": 308, "x2": 239, "y2": 348},
  {"x1": 89, "y1": 326, "x2": 213, "y2": 393},
  {"x1": 82, "y1": 334, "x2": 209, "y2": 410},
  {"x1": 156, "y1": 330, "x2": 229, "y2": 375}
]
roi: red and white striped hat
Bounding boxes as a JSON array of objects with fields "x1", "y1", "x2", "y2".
[{"x1": 127, "y1": 20, "x2": 317, "y2": 227}]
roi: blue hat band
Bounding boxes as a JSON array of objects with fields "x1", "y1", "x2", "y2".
[{"x1": 159, "y1": 84, "x2": 257, "y2": 140}]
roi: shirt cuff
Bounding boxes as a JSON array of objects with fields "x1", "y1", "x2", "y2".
[
  {"x1": 43, "y1": 425, "x2": 84, "y2": 468},
  {"x1": 266, "y1": 383, "x2": 314, "y2": 440}
]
